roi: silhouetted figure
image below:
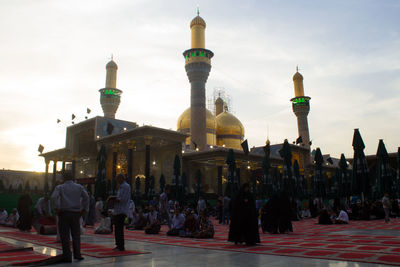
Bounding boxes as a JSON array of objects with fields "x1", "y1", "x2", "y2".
[
  {"x1": 17, "y1": 193, "x2": 33, "y2": 231},
  {"x1": 228, "y1": 183, "x2": 260, "y2": 245}
]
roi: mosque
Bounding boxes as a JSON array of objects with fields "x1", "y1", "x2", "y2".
[{"x1": 40, "y1": 13, "x2": 324, "y2": 196}]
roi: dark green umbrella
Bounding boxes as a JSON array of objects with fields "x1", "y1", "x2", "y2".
[
  {"x1": 376, "y1": 139, "x2": 393, "y2": 197},
  {"x1": 313, "y1": 147, "x2": 326, "y2": 198},
  {"x1": 279, "y1": 139, "x2": 293, "y2": 193},
  {"x1": 226, "y1": 149, "x2": 237, "y2": 197},
  {"x1": 195, "y1": 169, "x2": 202, "y2": 200},
  {"x1": 293, "y1": 160, "x2": 303, "y2": 199},
  {"x1": 251, "y1": 171, "x2": 257, "y2": 196},
  {"x1": 94, "y1": 145, "x2": 108, "y2": 200},
  {"x1": 262, "y1": 142, "x2": 272, "y2": 198},
  {"x1": 173, "y1": 154, "x2": 181, "y2": 200},
  {"x1": 331, "y1": 168, "x2": 340, "y2": 197},
  {"x1": 148, "y1": 175, "x2": 155, "y2": 200},
  {"x1": 396, "y1": 147, "x2": 400, "y2": 198},
  {"x1": 135, "y1": 176, "x2": 141, "y2": 202},
  {"x1": 351, "y1": 129, "x2": 369, "y2": 199},
  {"x1": 181, "y1": 172, "x2": 187, "y2": 204},
  {"x1": 339, "y1": 154, "x2": 350, "y2": 199},
  {"x1": 272, "y1": 167, "x2": 280, "y2": 193},
  {"x1": 159, "y1": 174, "x2": 166, "y2": 194}
]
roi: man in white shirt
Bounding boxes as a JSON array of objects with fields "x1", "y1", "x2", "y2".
[
  {"x1": 35, "y1": 196, "x2": 51, "y2": 217},
  {"x1": 334, "y1": 209, "x2": 349, "y2": 224},
  {"x1": 128, "y1": 199, "x2": 135, "y2": 223},
  {"x1": 51, "y1": 171, "x2": 89, "y2": 263},
  {"x1": 382, "y1": 193, "x2": 391, "y2": 223},
  {"x1": 167, "y1": 209, "x2": 185, "y2": 236},
  {"x1": 197, "y1": 197, "x2": 206, "y2": 214},
  {"x1": 0, "y1": 208, "x2": 8, "y2": 225},
  {"x1": 107, "y1": 173, "x2": 131, "y2": 251}
]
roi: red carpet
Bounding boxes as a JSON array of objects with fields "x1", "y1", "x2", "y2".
[
  {"x1": 0, "y1": 240, "x2": 52, "y2": 266},
  {"x1": 0, "y1": 230, "x2": 149, "y2": 258},
  {"x1": 82, "y1": 218, "x2": 400, "y2": 266},
  {"x1": 2, "y1": 218, "x2": 400, "y2": 265}
]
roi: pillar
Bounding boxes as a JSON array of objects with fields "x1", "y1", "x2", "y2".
[
  {"x1": 71, "y1": 160, "x2": 76, "y2": 179},
  {"x1": 217, "y1": 166, "x2": 223, "y2": 196},
  {"x1": 44, "y1": 160, "x2": 50, "y2": 193},
  {"x1": 127, "y1": 147, "x2": 133, "y2": 186},
  {"x1": 112, "y1": 151, "x2": 117, "y2": 194},
  {"x1": 52, "y1": 160, "x2": 57, "y2": 190},
  {"x1": 144, "y1": 137, "x2": 152, "y2": 196}
]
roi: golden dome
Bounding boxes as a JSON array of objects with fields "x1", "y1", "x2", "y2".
[
  {"x1": 177, "y1": 107, "x2": 216, "y2": 132},
  {"x1": 293, "y1": 71, "x2": 303, "y2": 81},
  {"x1": 190, "y1": 15, "x2": 206, "y2": 28},
  {"x1": 216, "y1": 111, "x2": 244, "y2": 137},
  {"x1": 106, "y1": 60, "x2": 118, "y2": 69}
]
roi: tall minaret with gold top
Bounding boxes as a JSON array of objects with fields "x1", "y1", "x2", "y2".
[
  {"x1": 99, "y1": 58, "x2": 123, "y2": 119},
  {"x1": 291, "y1": 67, "x2": 311, "y2": 149},
  {"x1": 183, "y1": 9, "x2": 214, "y2": 150}
]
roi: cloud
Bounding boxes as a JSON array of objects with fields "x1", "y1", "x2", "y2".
[{"x1": 0, "y1": 0, "x2": 399, "y2": 171}]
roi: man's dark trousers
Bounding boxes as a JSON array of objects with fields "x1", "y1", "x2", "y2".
[
  {"x1": 58, "y1": 211, "x2": 82, "y2": 261},
  {"x1": 113, "y1": 213, "x2": 126, "y2": 250}
]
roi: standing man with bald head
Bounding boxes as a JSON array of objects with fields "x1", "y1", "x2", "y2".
[
  {"x1": 51, "y1": 171, "x2": 89, "y2": 263},
  {"x1": 108, "y1": 173, "x2": 131, "y2": 251}
]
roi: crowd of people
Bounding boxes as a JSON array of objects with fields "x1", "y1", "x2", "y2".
[{"x1": 2, "y1": 170, "x2": 400, "y2": 264}]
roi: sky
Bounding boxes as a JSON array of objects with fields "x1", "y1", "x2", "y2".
[{"x1": 0, "y1": 0, "x2": 399, "y2": 172}]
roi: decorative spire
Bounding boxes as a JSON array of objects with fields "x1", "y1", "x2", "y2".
[
  {"x1": 197, "y1": 4, "x2": 200, "y2": 16},
  {"x1": 296, "y1": 65, "x2": 299, "y2": 72}
]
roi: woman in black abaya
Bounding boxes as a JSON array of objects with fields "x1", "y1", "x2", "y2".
[
  {"x1": 228, "y1": 183, "x2": 260, "y2": 245},
  {"x1": 17, "y1": 193, "x2": 33, "y2": 231},
  {"x1": 277, "y1": 191, "x2": 293, "y2": 234}
]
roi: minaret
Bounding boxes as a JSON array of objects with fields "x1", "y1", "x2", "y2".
[
  {"x1": 215, "y1": 96, "x2": 224, "y2": 116},
  {"x1": 183, "y1": 9, "x2": 214, "y2": 150},
  {"x1": 291, "y1": 67, "x2": 311, "y2": 150},
  {"x1": 99, "y1": 58, "x2": 123, "y2": 119}
]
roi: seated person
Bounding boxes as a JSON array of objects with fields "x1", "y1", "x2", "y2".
[
  {"x1": 301, "y1": 208, "x2": 311, "y2": 219},
  {"x1": 145, "y1": 205, "x2": 161, "y2": 234},
  {"x1": 179, "y1": 209, "x2": 199, "y2": 237},
  {"x1": 167, "y1": 209, "x2": 185, "y2": 236},
  {"x1": 193, "y1": 211, "x2": 214, "y2": 239},
  {"x1": 35, "y1": 195, "x2": 51, "y2": 217},
  {"x1": 5, "y1": 209, "x2": 19, "y2": 227},
  {"x1": 318, "y1": 208, "x2": 332, "y2": 225},
  {"x1": 149, "y1": 197, "x2": 159, "y2": 210},
  {"x1": 0, "y1": 208, "x2": 8, "y2": 225},
  {"x1": 334, "y1": 208, "x2": 349, "y2": 224},
  {"x1": 127, "y1": 209, "x2": 148, "y2": 230},
  {"x1": 94, "y1": 211, "x2": 112, "y2": 234}
]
